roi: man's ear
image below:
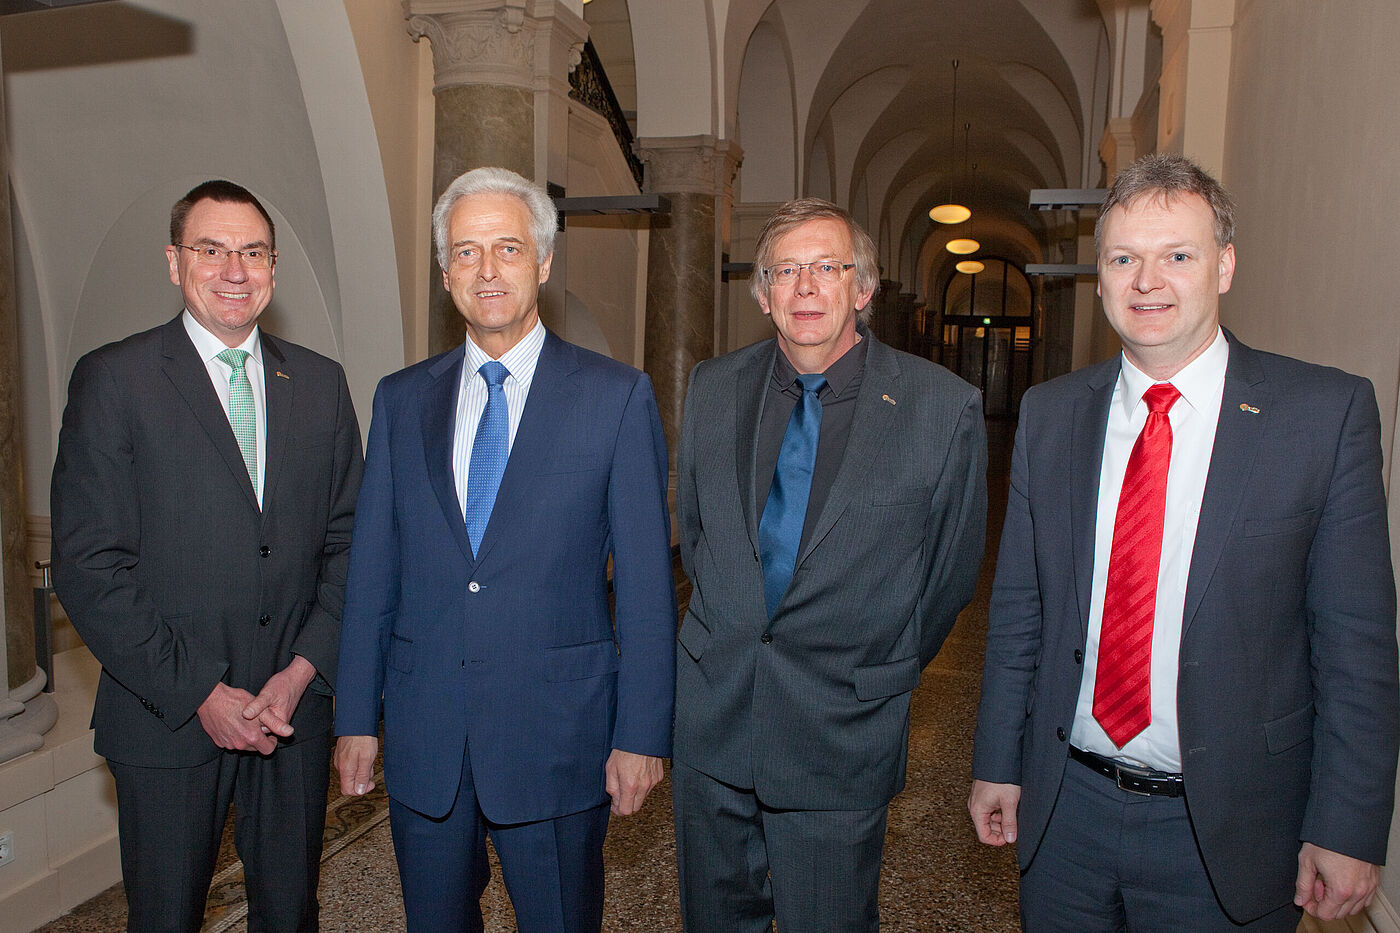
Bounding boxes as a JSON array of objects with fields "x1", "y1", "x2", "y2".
[{"x1": 166, "y1": 245, "x2": 181, "y2": 287}]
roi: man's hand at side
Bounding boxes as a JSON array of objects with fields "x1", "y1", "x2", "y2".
[
  {"x1": 969, "y1": 779, "x2": 1021, "y2": 845},
  {"x1": 334, "y1": 735, "x2": 379, "y2": 796},
  {"x1": 1295, "y1": 842, "x2": 1379, "y2": 920},
  {"x1": 605, "y1": 749, "x2": 664, "y2": 816}
]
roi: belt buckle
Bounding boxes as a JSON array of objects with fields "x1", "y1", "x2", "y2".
[{"x1": 1113, "y1": 766, "x2": 1154, "y2": 797}]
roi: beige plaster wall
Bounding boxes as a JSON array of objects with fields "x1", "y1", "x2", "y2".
[
  {"x1": 564, "y1": 102, "x2": 648, "y2": 369},
  {"x1": 343, "y1": 0, "x2": 436, "y2": 366},
  {"x1": 1221, "y1": 0, "x2": 1400, "y2": 908}
]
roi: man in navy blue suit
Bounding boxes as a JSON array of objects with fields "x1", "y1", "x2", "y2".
[{"x1": 334, "y1": 167, "x2": 677, "y2": 932}]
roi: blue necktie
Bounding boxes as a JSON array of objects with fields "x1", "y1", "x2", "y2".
[
  {"x1": 465, "y1": 361, "x2": 510, "y2": 552},
  {"x1": 758, "y1": 372, "x2": 827, "y2": 617}
]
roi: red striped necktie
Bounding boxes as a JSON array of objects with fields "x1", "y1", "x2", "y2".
[{"x1": 1093, "y1": 382, "x2": 1181, "y2": 747}]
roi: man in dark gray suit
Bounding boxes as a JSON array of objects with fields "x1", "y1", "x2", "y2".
[
  {"x1": 970, "y1": 154, "x2": 1398, "y2": 931},
  {"x1": 673, "y1": 197, "x2": 987, "y2": 931},
  {"x1": 51, "y1": 180, "x2": 363, "y2": 931}
]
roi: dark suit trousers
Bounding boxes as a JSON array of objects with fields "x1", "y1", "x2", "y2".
[
  {"x1": 1020, "y1": 760, "x2": 1302, "y2": 933},
  {"x1": 107, "y1": 731, "x2": 332, "y2": 933},
  {"x1": 387, "y1": 740, "x2": 610, "y2": 933},
  {"x1": 672, "y1": 761, "x2": 887, "y2": 933}
]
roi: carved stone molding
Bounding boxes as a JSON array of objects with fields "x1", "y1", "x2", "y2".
[
  {"x1": 403, "y1": 0, "x2": 586, "y2": 95},
  {"x1": 406, "y1": 8, "x2": 534, "y2": 90},
  {"x1": 637, "y1": 135, "x2": 733, "y2": 197}
]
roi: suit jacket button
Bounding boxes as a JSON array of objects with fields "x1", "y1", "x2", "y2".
[
  {"x1": 1056, "y1": 727, "x2": 1066, "y2": 742},
  {"x1": 259, "y1": 545, "x2": 271, "y2": 557},
  {"x1": 1073, "y1": 650, "x2": 1083, "y2": 664},
  {"x1": 760, "y1": 632, "x2": 773, "y2": 644},
  {"x1": 468, "y1": 581, "x2": 481, "y2": 593},
  {"x1": 259, "y1": 614, "x2": 271, "y2": 627}
]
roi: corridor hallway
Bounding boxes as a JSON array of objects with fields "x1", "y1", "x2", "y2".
[{"x1": 37, "y1": 418, "x2": 1022, "y2": 932}]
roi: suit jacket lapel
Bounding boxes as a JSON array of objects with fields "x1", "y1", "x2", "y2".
[
  {"x1": 796, "y1": 336, "x2": 898, "y2": 566},
  {"x1": 159, "y1": 318, "x2": 260, "y2": 512},
  {"x1": 473, "y1": 332, "x2": 579, "y2": 566},
  {"x1": 1071, "y1": 359, "x2": 1118, "y2": 637},
  {"x1": 259, "y1": 333, "x2": 291, "y2": 515},
  {"x1": 422, "y1": 346, "x2": 473, "y2": 563},
  {"x1": 736, "y1": 341, "x2": 776, "y2": 550},
  {"x1": 1182, "y1": 336, "x2": 1267, "y2": 634}
]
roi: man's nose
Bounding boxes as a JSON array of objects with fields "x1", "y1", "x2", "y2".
[{"x1": 221, "y1": 252, "x2": 250, "y2": 282}]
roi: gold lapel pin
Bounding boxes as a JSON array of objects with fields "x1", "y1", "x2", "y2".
[
  {"x1": 276, "y1": 371, "x2": 291, "y2": 380},
  {"x1": 882, "y1": 394, "x2": 896, "y2": 406},
  {"x1": 1239, "y1": 403, "x2": 1259, "y2": 413}
]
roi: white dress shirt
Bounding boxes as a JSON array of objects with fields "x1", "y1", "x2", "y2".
[
  {"x1": 452, "y1": 319, "x2": 547, "y2": 520},
  {"x1": 1070, "y1": 328, "x2": 1229, "y2": 772},
  {"x1": 183, "y1": 311, "x2": 266, "y2": 506}
]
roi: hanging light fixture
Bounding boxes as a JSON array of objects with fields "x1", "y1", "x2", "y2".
[
  {"x1": 930, "y1": 60, "x2": 971, "y2": 225},
  {"x1": 946, "y1": 238, "x2": 980, "y2": 254},
  {"x1": 956, "y1": 259, "x2": 985, "y2": 274}
]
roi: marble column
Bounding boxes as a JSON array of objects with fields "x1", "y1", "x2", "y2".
[
  {"x1": 637, "y1": 135, "x2": 737, "y2": 456},
  {"x1": 0, "y1": 34, "x2": 55, "y2": 763},
  {"x1": 405, "y1": 0, "x2": 586, "y2": 354}
]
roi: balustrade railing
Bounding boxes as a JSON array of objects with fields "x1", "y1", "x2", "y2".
[{"x1": 569, "y1": 39, "x2": 644, "y2": 189}]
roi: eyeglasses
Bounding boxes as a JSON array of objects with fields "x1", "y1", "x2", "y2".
[
  {"x1": 764, "y1": 260, "x2": 855, "y2": 287},
  {"x1": 175, "y1": 244, "x2": 277, "y2": 269}
]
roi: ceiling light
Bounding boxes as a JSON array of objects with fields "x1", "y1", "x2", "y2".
[
  {"x1": 929, "y1": 203, "x2": 971, "y2": 224},
  {"x1": 946, "y1": 238, "x2": 980, "y2": 255},
  {"x1": 931, "y1": 60, "x2": 970, "y2": 225},
  {"x1": 956, "y1": 260, "x2": 985, "y2": 274}
]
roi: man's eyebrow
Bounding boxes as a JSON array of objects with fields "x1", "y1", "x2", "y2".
[
  {"x1": 1101, "y1": 239, "x2": 1197, "y2": 253},
  {"x1": 452, "y1": 235, "x2": 527, "y2": 246},
  {"x1": 190, "y1": 235, "x2": 271, "y2": 249}
]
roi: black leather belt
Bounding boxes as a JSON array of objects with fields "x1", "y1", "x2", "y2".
[{"x1": 1070, "y1": 746, "x2": 1185, "y2": 797}]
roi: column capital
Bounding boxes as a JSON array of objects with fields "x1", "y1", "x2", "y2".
[
  {"x1": 404, "y1": 0, "x2": 587, "y2": 94},
  {"x1": 636, "y1": 135, "x2": 742, "y2": 197}
]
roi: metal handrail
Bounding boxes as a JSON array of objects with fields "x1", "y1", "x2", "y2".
[{"x1": 34, "y1": 559, "x2": 54, "y2": 692}]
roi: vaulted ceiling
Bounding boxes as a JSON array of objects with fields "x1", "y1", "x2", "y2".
[{"x1": 588, "y1": 0, "x2": 1121, "y2": 301}]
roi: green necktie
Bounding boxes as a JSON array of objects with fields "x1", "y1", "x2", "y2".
[{"x1": 216, "y1": 348, "x2": 258, "y2": 489}]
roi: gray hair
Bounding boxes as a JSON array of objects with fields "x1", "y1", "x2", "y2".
[
  {"x1": 750, "y1": 197, "x2": 881, "y2": 324},
  {"x1": 432, "y1": 167, "x2": 558, "y2": 269},
  {"x1": 1096, "y1": 153, "x2": 1237, "y2": 253}
]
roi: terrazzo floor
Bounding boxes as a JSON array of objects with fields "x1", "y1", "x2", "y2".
[{"x1": 38, "y1": 420, "x2": 1023, "y2": 932}]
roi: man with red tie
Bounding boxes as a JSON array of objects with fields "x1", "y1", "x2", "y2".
[{"x1": 969, "y1": 153, "x2": 1398, "y2": 932}]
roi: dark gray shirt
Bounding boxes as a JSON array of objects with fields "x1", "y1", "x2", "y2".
[{"x1": 756, "y1": 337, "x2": 867, "y2": 548}]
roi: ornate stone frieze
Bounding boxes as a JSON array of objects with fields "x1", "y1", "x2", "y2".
[
  {"x1": 406, "y1": 7, "x2": 534, "y2": 90},
  {"x1": 637, "y1": 136, "x2": 733, "y2": 197}
]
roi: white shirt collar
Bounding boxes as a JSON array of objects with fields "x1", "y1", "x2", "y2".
[
  {"x1": 1117, "y1": 327, "x2": 1229, "y2": 419},
  {"x1": 182, "y1": 310, "x2": 262, "y2": 365},
  {"x1": 463, "y1": 318, "x2": 546, "y2": 382}
]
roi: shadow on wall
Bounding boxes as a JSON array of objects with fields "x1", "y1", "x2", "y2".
[
  {"x1": 68, "y1": 178, "x2": 340, "y2": 376},
  {"x1": 560, "y1": 290, "x2": 613, "y2": 358},
  {"x1": 2, "y1": 3, "x2": 191, "y2": 72}
]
